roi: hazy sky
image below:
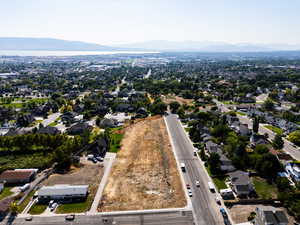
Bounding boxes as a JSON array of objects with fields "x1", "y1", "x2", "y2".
[{"x1": 1, "y1": 0, "x2": 300, "y2": 45}]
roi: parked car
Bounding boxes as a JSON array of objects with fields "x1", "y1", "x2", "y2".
[
  {"x1": 188, "y1": 190, "x2": 193, "y2": 197},
  {"x1": 195, "y1": 180, "x2": 200, "y2": 187},
  {"x1": 220, "y1": 208, "x2": 228, "y2": 218},
  {"x1": 95, "y1": 156, "x2": 104, "y2": 162},
  {"x1": 215, "y1": 197, "x2": 221, "y2": 205},
  {"x1": 25, "y1": 216, "x2": 33, "y2": 221},
  {"x1": 186, "y1": 184, "x2": 191, "y2": 189},
  {"x1": 194, "y1": 151, "x2": 197, "y2": 156},
  {"x1": 65, "y1": 214, "x2": 75, "y2": 221},
  {"x1": 50, "y1": 202, "x2": 58, "y2": 211}
]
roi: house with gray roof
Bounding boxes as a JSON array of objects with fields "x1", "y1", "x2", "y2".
[
  {"x1": 37, "y1": 184, "x2": 88, "y2": 203},
  {"x1": 255, "y1": 206, "x2": 288, "y2": 225},
  {"x1": 229, "y1": 170, "x2": 253, "y2": 197}
]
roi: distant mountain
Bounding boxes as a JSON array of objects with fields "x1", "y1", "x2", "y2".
[
  {"x1": 1, "y1": 37, "x2": 300, "y2": 52},
  {"x1": 117, "y1": 40, "x2": 300, "y2": 52},
  {"x1": 0, "y1": 37, "x2": 123, "y2": 51}
]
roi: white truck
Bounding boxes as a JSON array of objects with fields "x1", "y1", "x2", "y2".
[
  {"x1": 208, "y1": 181, "x2": 215, "y2": 193},
  {"x1": 20, "y1": 183, "x2": 30, "y2": 192},
  {"x1": 180, "y1": 163, "x2": 186, "y2": 172}
]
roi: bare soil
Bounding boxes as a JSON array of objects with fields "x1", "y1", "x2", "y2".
[
  {"x1": 98, "y1": 116, "x2": 186, "y2": 211},
  {"x1": 162, "y1": 95, "x2": 193, "y2": 106},
  {"x1": 44, "y1": 160, "x2": 104, "y2": 198},
  {"x1": 229, "y1": 204, "x2": 295, "y2": 225}
]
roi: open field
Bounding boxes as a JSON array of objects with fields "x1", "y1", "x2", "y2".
[
  {"x1": 44, "y1": 160, "x2": 104, "y2": 213},
  {"x1": 99, "y1": 116, "x2": 186, "y2": 211},
  {"x1": 162, "y1": 95, "x2": 193, "y2": 106}
]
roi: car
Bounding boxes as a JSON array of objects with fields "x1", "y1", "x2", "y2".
[
  {"x1": 195, "y1": 180, "x2": 200, "y2": 187},
  {"x1": 65, "y1": 214, "x2": 75, "y2": 221},
  {"x1": 95, "y1": 156, "x2": 104, "y2": 162},
  {"x1": 186, "y1": 184, "x2": 191, "y2": 189},
  {"x1": 188, "y1": 190, "x2": 193, "y2": 197},
  {"x1": 193, "y1": 151, "x2": 197, "y2": 156},
  {"x1": 220, "y1": 208, "x2": 228, "y2": 218},
  {"x1": 25, "y1": 216, "x2": 33, "y2": 221},
  {"x1": 50, "y1": 202, "x2": 58, "y2": 211},
  {"x1": 49, "y1": 200, "x2": 54, "y2": 207},
  {"x1": 215, "y1": 197, "x2": 221, "y2": 205}
]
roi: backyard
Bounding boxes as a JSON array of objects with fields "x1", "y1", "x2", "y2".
[{"x1": 252, "y1": 177, "x2": 278, "y2": 199}]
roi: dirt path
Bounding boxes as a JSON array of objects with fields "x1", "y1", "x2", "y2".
[{"x1": 98, "y1": 116, "x2": 186, "y2": 211}]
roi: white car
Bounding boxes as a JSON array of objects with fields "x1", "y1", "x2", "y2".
[
  {"x1": 215, "y1": 197, "x2": 221, "y2": 205},
  {"x1": 188, "y1": 190, "x2": 193, "y2": 197},
  {"x1": 195, "y1": 180, "x2": 200, "y2": 187}
]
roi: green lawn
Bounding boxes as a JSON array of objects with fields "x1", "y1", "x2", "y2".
[
  {"x1": 17, "y1": 190, "x2": 35, "y2": 213},
  {"x1": 48, "y1": 121, "x2": 58, "y2": 127},
  {"x1": 252, "y1": 177, "x2": 278, "y2": 199},
  {"x1": 236, "y1": 111, "x2": 246, "y2": 116},
  {"x1": 205, "y1": 165, "x2": 227, "y2": 190},
  {"x1": 109, "y1": 129, "x2": 124, "y2": 153},
  {"x1": 0, "y1": 187, "x2": 13, "y2": 200},
  {"x1": 265, "y1": 125, "x2": 283, "y2": 135},
  {"x1": 56, "y1": 201, "x2": 89, "y2": 214},
  {"x1": 212, "y1": 176, "x2": 228, "y2": 190},
  {"x1": 29, "y1": 204, "x2": 47, "y2": 215}
]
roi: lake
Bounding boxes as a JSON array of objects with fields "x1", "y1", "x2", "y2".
[{"x1": 0, "y1": 50, "x2": 158, "y2": 56}]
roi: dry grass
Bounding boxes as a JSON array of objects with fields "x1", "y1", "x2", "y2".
[
  {"x1": 162, "y1": 95, "x2": 193, "y2": 106},
  {"x1": 98, "y1": 116, "x2": 186, "y2": 211}
]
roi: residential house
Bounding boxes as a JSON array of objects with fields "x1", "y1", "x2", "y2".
[
  {"x1": 37, "y1": 184, "x2": 88, "y2": 203},
  {"x1": 250, "y1": 134, "x2": 269, "y2": 148},
  {"x1": 0, "y1": 169, "x2": 37, "y2": 184},
  {"x1": 285, "y1": 162, "x2": 300, "y2": 182},
  {"x1": 99, "y1": 118, "x2": 116, "y2": 128},
  {"x1": 229, "y1": 170, "x2": 253, "y2": 197},
  {"x1": 67, "y1": 122, "x2": 92, "y2": 135},
  {"x1": 37, "y1": 126, "x2": 60, "y2": 135},
  {"x1": 255, "y1": 206, "x2": 288, "y2": 225}
]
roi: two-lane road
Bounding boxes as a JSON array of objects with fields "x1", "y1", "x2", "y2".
[{"x1": 165, "y1": 114, "x2": 225, "y2": 225}]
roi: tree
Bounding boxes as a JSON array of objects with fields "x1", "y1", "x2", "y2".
[
  {"x1": 169, "y1": 101, "x2": 180, "y2": 113},
  {"x1": 255, "y1": 153, "x2": 282, "y2": 179},
  {"x1": 272, "y1": 134, "x2": 284, "y2": 150},
  {"x1": 276, "y1": 177, "x2": 291, "y2": 191},
  {"x1": 9, "y1": 202, "x2": 19, "y2": 215},
  {"x1": 150, "y1": 102, "x2": 167, "y2": 115},
  {"x1": 288, "y1": 130, "x2": 300, "y2": 146},
  {"x1": 253, "y1": 116, "x2": 259, "y2": 133},
  {"x1": 263, "y1": 98, "x2": 274, "y2": 111},
  {"x1": 199, "y1": 148, "x2": 207, "y2": 161},
  {"x1": 255, "y1": 144, "x2": 269, "y2": 154},
  {"x1": 208, "y1": 153, "x2": 221, "y2": 175}
]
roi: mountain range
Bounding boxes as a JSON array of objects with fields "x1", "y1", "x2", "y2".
[{"x1": 1, "y1": 37, "x2": 300, "y2": 52}]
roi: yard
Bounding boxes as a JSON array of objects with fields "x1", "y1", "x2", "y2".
[
  {"x1": 252, "y1": 177, "x2": 278, "y2": 199},
  {"x1": 99, "y1": 116, "x2": 186, "y2": 211},
  {"x1": 0, "y1": 187, "x2": 13, "y2": 200},
  {"x1": 29, "y1": 203, "x2": 47, "y2": 215},
  {"x1": 264, "y1": 125, "x2": 283, "y2": 135},
  {"x1": 43, "y1": 160, "x2": 104, "y2": 213},
  {"x1": 108, "y1": 128, "x2": 124, "y2": 153},
  {"x1": 205, "y1": 165, "x2": 227, "y2": 190}
]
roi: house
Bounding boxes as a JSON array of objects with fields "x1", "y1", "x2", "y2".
[
  {"x1": 0, "y1": 197, "x2": 13, "y2": 216},
  {"x1": 99, "y1": 118, "x2": 116, "y2": 128},
  {"x1": 219, "y1": 154, "x2": 236, "y2": 172},
  {"x1": 255, "y1": 206, "x2": 288, "y2": 225},
  {"x1": 0, "y1": 169, "x2": 37, "y2": 184},
  {"x1": 37, "y1": 126, "x2": 60, "y2": 135},
  {"x1": 205, "y1": 141, "x2": 222, "y2": 154},
  {"x1": 285, "y1": 162, "x2": 300, "y2": 182},
  {"x1": 250, "y1": 134, "x2": 269, "y2": 148},
  {"x1": 67, "y1": 122, "x2": 92, "y2": 135},
  {"x1": 37, "y1": 184, "x2": 88, "y2": 202},
  {"x1": 229, "y1": 170, "x2": 253, "y2": 197},
  {"x1": 61, "y1": 111, "x2": 78, "y2": 125}
]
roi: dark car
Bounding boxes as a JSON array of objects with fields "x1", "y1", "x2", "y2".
[
  {"x1": 65, "y1": 214, "x2": 75, "y2": 221},
  {"x1": 220, "y1": 208, "x2": 228, "y2": 218}
]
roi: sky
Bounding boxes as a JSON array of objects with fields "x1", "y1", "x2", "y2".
[{"x1": 0, "y1": 0, "x2": 300, "y2": 45}]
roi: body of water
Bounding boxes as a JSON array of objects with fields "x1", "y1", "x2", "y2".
[{"x1": 0, "y1": 50, "x2": 158, "y2": 56}]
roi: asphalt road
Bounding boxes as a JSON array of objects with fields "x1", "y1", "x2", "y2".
[
  {"x1": 165, "y1": 114, "x2": 225, "y2": 225},
  {"x1": 215, "y1": 100, "x2": 300, "y2": 160},
  {"x1": 9, "y1": 211, "x2": 194, "y2": 225}
]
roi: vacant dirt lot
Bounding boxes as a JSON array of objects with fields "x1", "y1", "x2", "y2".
[
  {"x1": 99, "y1": 116, "x2": 186, "y2": 211},
  {"x1": 162, "y1": 95, "x2": 193, "y2": 106},
  {"x1": 229, "y1": 204, "x2": 295, "y2": 224},
  {"x1": 44, "y1": 159, "x2": 104, "y2": 196}
]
